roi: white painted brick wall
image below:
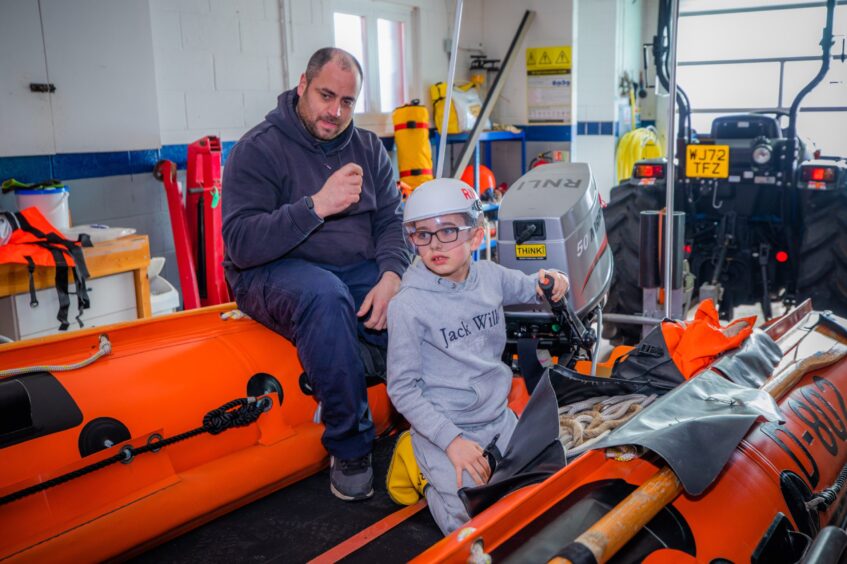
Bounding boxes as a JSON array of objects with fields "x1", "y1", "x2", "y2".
[
  {"x1": 264, "y1": 0, "x2": 281, "y2": 20},
  {"x1": 182, "y1": 14, "x2": 241, "y2": 53},
  {"x1": 244, "y1": 91, "x2": 280, "y2": 125},
  {"x1": 150, "y1": 8, "x2": 183, "y2": 52},
  {"x1": 210, "y1": 0, "x2": 266, "y2": 20},
  {"x1": 214, "y1": 54, "x2": 270, "y2": 90},
  {"x1": 268, "y1": 57, "x2": 285, "y2": 91},
  {"x1": 159, "y1": 91, "x2": 188, "y2": 130},
  {"x1": 156, "y1": 50, "x2": 215, "y2": 91},
  {"x1": 186, "y1": 91, "x2": 245, "y2": 128},
  {"x1": 150, "y1": 0, "x2": 284, "y2": 144},
  {"x1": 241, "y1": 19, "x2": 283, "y2": 55},
  {"x1": 575, "y1": 0, "x2": 618, "y2": 122}
]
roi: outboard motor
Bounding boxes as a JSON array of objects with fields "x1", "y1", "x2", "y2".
[{"x1": 498, "y1": 162, "x2": 613, "y2": 360}]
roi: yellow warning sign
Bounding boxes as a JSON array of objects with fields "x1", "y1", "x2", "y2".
[
  {"x1": 526, "y1": 45, "x2": 571, "y2": 73},
  {"x1": 516, "y1": 244, "x2": 547, "y2": 260}
]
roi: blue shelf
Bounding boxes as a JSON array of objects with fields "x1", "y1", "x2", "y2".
[
  {"x1": 432, "y1": 130, "x2": 526, "y2": 144},
  {"x1": 431, "y1": 130, "x2": 527, "y2": 179}
]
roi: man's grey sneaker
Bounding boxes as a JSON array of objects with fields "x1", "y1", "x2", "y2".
[{"x1": 330, "y1": 454, "x2": 374, "y2": 501}]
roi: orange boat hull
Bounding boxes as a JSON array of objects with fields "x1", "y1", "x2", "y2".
[
  {"x1": 416, "y1": 320, "x2": 847, "y2": 562},
  {"x1": 0, "y1": 305, "x2": 393, "y2": 562}
]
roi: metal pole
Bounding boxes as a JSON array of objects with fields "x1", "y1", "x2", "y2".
[
  {"x1": 452, "y1": 10, "x2": 535, "y2": 178},
  {"x1": 436, "y1": 0, "x2": 464, "y2": 179},
  {"x1": 663, "y1": 0, "x2": 680, "y2": 319}
]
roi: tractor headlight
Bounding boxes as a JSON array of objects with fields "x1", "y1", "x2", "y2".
[{"x1": 752, "y1": 144, "x2": 772, "y2": 165}]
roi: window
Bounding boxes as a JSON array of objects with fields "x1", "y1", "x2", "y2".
[
  {"x1": 676, "y1": 1, "x2": 847, "y2": 156},
  {"x1": 333, "y1": 12, "x2": 368, "y2": 114},
  {"x1": 332, "y1": 1, "x2": 413, "y2": 115}
]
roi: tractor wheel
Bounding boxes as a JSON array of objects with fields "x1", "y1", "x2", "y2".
[
  {"x1": 796, "y1": 191, "x2": 847, "y2": 315},
  {"x1": 602, "y1": 184, "x2": 664, "y2": 345}
]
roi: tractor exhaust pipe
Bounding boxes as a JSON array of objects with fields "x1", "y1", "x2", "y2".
[{"x1": 787, "y1": 0, "x2": 836, "y2": 142}]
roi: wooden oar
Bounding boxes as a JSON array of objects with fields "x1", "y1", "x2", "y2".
[{"x1": 551, "y1": 340, "x2": 847, "y2": 564}]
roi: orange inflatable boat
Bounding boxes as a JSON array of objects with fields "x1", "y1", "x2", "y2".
[
  {"x1": 0, "y1": 305, "x2": 393, "y2": 562},
  {"x1": 416, "y1": 302, "x2": 847, "y2": 563},
  {"x1": 2, "y1": 301, "x2": 847, "y2": 563}
]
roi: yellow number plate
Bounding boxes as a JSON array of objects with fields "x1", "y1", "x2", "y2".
[
  {"x1": 516, "y1": 244, "x2": 547, "y2": 260},
  {"x1": 686, "y1": 145, "x2": 730, "y2": 178}
]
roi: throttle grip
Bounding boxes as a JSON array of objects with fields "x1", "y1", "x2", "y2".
[{"x1": 540, "y1": 274, "x2": 564, "y2": 313}]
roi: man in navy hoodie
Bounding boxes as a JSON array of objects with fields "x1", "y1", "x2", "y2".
[{"x1": 222, "y1": 47, "x2": 410, "y2": 501}]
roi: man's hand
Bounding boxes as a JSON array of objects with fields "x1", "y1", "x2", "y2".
[
  {"x1": 312, "y1": 163, "x2": 363, "y2": 218},
  {"x1": 446, "y1": 436, "x2": 491, "y2": 487},
  {"x1": 357, "y1": 271, "x2": 401, "y2": 330}
]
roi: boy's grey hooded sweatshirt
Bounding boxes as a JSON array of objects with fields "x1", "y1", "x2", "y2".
[{"x1": 387, "y1": 258, "x2": 540, "y2": 451}]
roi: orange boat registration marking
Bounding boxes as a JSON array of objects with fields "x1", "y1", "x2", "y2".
[
  {"x1": 685, "y1": 145, "x2": 729, "y2": 178},
  {"x1": 516, "y1": 244, "x2": 546, "y2": 260}
]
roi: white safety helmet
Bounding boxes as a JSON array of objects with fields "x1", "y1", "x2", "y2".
[{"x1": 402, "y1": 178, "x2": 483, "y2": 228}]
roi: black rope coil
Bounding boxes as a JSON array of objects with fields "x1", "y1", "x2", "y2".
[{"x1": 0, "y1": 396, "x2": 270, "y2": 507}]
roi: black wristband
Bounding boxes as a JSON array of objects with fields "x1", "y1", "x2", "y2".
[{"x1": 304, "y1": 195, "x2": 315, "y2": 210}]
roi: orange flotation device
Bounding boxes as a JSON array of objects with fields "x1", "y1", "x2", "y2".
[
  {"x1": 392, "y1": 100, "x2": 433, "y2": 193},
  {"x1": 0, "y1": 208, "x2": 91, "y2": 330},
  {"x1": 662, "y1": 299, "x2": 757, "y2": 378}
]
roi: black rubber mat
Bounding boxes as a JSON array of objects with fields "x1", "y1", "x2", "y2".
[{"x1": 132, "y1": 435, "x2": 443, "y2": 563}]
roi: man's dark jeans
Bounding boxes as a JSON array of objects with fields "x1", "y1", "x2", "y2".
[{"x1": 231, "y1": 258, "x2": 385, "y2": 459}]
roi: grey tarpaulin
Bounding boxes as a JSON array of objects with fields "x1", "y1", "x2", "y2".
[
  {"x1": 712, "y1": 329, "x2": 783, "y2": 388},
  {"x1": 459, "y1": 371, "x2": 566, "y2": 517},
  {"x1": 589, "y1": 370, "x2": 783, "y2": 495}
]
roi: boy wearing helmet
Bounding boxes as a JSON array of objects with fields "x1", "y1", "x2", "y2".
[{"x1": 386, "y1": 178, "x2": 568, "y2": 534}]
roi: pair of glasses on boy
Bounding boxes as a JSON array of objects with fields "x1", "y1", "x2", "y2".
[{"x1": 408, "y1": 226, "x2": 474, "y2": 247}]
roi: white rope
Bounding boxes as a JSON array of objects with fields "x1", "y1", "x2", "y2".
[
  {"x1": 558, "y1": 393, "x2": 657, "y2": 457},
  {"x1": 0, "y1": 334, "x2": 111, "y2": 378},
  {"x1": 220, "y1": 309, "x2": 250, "y2": 320}
]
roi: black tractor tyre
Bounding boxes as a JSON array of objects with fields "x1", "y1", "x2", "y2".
[
  {"x1": 602, "y1": 184, "x2": 664, "y2": 345},
  {"x1": 796, "y1": 191, "x2": 847, "y2": 315}
]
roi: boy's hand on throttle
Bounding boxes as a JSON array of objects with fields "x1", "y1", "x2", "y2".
[
  {"x1": 535, "y1": 269, "x2": 570, "y2": 302},
  {"x1": 312, "y1": 163, "x2": 363, "y2": 218},
  {"x1": 446, "y1": 436, "x2": 491, "y2": 487}
]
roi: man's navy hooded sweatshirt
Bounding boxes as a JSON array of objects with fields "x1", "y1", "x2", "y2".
[{"x1": 222, "y1": 88, "x2": 409, "y2": 286}]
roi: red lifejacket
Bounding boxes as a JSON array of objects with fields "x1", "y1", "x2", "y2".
[{"x1": 0, "y1": 208, "x2": 92, "y2": 331}]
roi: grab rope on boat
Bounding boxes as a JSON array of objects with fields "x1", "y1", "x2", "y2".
[
  {"x1": 0, "y1": 334, "x2": 111, "y2": 378},
  {"x1": 0, "y1": 396, "x2": 271, "y2": 507},
  {"x1": 806, "y1": 461, "x2": 847, "y2": 512}
]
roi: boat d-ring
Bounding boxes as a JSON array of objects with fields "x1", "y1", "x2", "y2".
[
  {"x1": 147, "y1": 433, "x2": 164, "y2": 453},
  {"x1": 257, "y1": 397, "x2": 273, "y2": 412},
  {"x1": 120, "y1": 445, "x2": 135, "y2": 464}
]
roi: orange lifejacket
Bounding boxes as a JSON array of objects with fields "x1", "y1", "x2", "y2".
[
  {"x1": 661, "y1": 299, "x2": 757, "y2": 379},
  {"x1": 0, "y1": 207, "x2": 92, "y2": 330}
]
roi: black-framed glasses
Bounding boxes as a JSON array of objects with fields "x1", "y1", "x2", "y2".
[{"x1": 409, "y1": 226, "x2": 474, "y2": 247}]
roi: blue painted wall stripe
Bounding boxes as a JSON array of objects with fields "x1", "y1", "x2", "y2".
[
  {"x1": 522, "y1": 124, "x2": 571, "y2": 142},
  {"x1": 0, "y1": 155, "x2": 54, "y2": 183},
  {"x1": 0, "y1": 141, "x2": 238, "y2": 183},
  {"x1": 2, "y1": 120, "x2": 620, "y2": 183}
]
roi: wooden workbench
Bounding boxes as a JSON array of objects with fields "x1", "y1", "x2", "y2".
[{"x1": 0, "y1": 234, "x2": 152, "y2": 319}]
